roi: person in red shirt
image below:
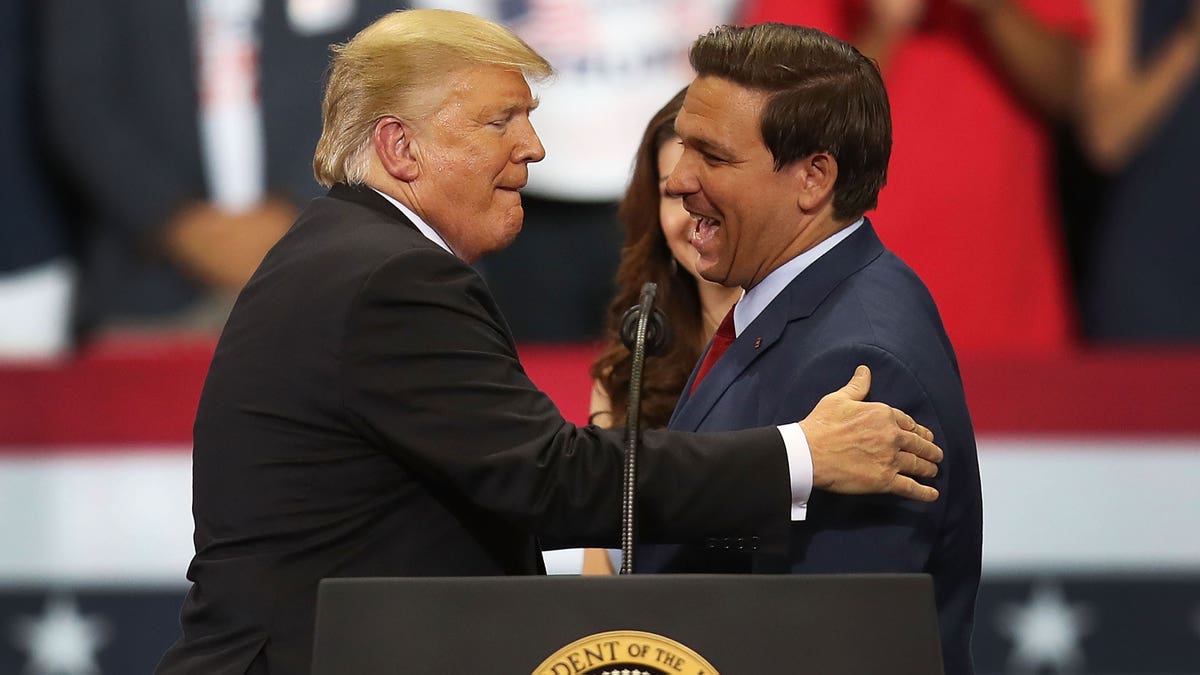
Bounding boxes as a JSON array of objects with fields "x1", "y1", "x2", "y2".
[{"x1": 741, "y1": 0, "x2": 1089, "y2": 354}]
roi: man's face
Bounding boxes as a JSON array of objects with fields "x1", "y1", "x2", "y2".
[
  {"x1": 665, "y1": 76, "x2": 804, "y2": 290},
  {"x1": 408, "y1": 66, "x2": 544, "y2": 263}
]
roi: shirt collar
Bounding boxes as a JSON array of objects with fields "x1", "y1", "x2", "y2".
[
  {"x1": 733, "y1": 218, "x2": 864, "y2": 336},
  {"x1": 369, "y1": 187, "x2": 455, "y2": 257}
]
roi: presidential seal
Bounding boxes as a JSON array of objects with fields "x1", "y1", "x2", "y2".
[{"x1": 533, "y1": 630, "x2": 719, "y2": 675}]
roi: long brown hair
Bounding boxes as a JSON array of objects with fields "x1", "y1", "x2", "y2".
[{"x1": 589, "y1": 87, "x2": 705, "y2": 429}]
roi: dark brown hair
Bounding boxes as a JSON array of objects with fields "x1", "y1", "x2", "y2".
[
  {"x1": 589, "y1": 87, "x2": 705, "y2": 429},
  {"x1": 690, "y1": 22, "x2": 891, "y2": 221}
]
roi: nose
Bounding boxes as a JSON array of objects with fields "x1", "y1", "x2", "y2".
[
  {"x1": 514, "y1": 117, "x2": 546, "y2": 164},
  {"x1": 664, "y1": 149, "x2": 698, "y2": 198}
]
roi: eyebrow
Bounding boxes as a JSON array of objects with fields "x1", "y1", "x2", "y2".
[
  {"x1": 509, "y1": 97, "x2": 540, "y2": 114},
  {"x1": 677, "y1": 126, "x2": 735, "y2": 159},
  {"x1": 489, "y1": 97, "x2": 540, "y2": 119},
  {"x1": 691, "y1": 136, "x2": 736, "y2": 159}
]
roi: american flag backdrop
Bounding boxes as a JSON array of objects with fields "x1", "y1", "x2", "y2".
[{"x1": 1, "y1": 337, "x2": 1199, "y2": 674}]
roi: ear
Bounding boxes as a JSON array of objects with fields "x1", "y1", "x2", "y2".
[
  {"x1": 794, "y1": 152, "x2": 838, "y2": 213},
  {"x1": 372, "y1": 116, "x2": 420, "y2": 182}
]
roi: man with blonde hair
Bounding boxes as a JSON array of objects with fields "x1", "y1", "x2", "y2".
[{"x1": 156, "y1": 10, "x2": 944, "y2": 673}]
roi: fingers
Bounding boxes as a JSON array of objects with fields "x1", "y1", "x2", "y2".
[
  {"x1": 911, "y1": 421, "x2": 934, "y2": 442},
  {"x1": 889, "y1": 476, "x2": 939, "y2": 503},
  {"x1": 892, "y1": 407, "x2": 934, "y2": 442},
  {"x1": 898, "y1": 428, "x2": 944, "y2": 464},
  {"x1": 837, "y1": 365, "x2": 872, "y2": 402},
  {"x1": 901, "y1": 451, "x2": 939, "y2": 479}
]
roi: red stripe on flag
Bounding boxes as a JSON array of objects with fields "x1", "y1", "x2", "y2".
[
  {"x1": 0, "y1": 335, "x2": 214, "y2": 447},
  {"x1": 2, "y1": 336, "x2": 1199, "y2": 448}
]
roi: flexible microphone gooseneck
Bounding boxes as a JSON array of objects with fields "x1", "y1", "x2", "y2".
[{"x1": 617, "y1": 282, "x2": 670, "y2": 574}]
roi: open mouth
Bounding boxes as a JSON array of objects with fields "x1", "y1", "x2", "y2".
[{"x1": 690, "y1": 215, "x2": 721, "y2": 249}]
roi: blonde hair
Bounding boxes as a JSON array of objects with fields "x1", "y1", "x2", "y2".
[{"x1": 313, "y1": 9, "x2": 553, "y2": 187}]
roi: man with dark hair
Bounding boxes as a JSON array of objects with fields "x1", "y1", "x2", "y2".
[{"x1": 636, "y1": 23, "x2": 982, "y2": 674}]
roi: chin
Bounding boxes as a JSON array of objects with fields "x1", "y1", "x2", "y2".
[
  {"x1": 505, "y1": 209, "x2": 524, "y2": 234},
  {"x1": 495, "y1": 223, "x2": 522, "y2": 252},
  {"x1": 696, "y1": 265, "x2": 729, "y2": 286}
]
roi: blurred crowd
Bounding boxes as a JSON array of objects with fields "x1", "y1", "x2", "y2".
[{"x1": 2, "y1": 0, "x2": 1197, "y2": 361}]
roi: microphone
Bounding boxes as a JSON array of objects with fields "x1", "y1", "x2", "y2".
[
  {"x1": 619, "y1": 302, "x2": 670, "y2": 355},
  {"x1": 617, "y1": 282, "x2": 671, "y2": 574}
]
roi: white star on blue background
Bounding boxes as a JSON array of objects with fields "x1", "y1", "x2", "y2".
[
  {"x1": 9, "y1": 594, "x2": 111, "y2": 675},
  {"x1": 996, "y1": 580, "x2": 1094, "y2": 673}
]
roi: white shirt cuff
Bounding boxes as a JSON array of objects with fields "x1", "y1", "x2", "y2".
[{"x1": 778, "y1": 423, "x2": 813, "y2": 521}]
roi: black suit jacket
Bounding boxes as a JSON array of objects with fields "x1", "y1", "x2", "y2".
[{"x1": 155, "y1": 185, "x2": 791, "y2": 674}]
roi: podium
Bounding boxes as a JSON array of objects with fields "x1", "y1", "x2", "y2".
[{"x1": 312, "y1": 574, "x2": 943, "y2": 674}]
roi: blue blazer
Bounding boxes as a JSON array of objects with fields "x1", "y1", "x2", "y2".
[{"x1": 636, "y1": 221, "x2": 982, "y2": 674}]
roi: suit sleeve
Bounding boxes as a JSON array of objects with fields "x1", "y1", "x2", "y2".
[
  {"x1": 338, "y1": 247, "x2": 792, "y2": 550},
  {"x1": 773, "y1": 338, "x2": 979, "y2": 672},
  {"x1": 774, "y1": 342, "x2": 947, "y2": 572}
]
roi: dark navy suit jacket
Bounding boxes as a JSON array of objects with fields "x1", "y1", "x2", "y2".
[{"x1": 637, "y1": 221, "x2": 982, "y2": 674}]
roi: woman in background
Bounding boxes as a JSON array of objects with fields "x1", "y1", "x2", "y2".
[
  {"x1": 1078, "y1": 0, "x2": 1200, "y2": 341},
  {"x1": 583, "y1": 88, "x2": 741, "y2": 574}
]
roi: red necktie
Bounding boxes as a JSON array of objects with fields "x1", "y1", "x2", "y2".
[{"x1": 690, "y1": 306, "x2": 737, "y2": 395}]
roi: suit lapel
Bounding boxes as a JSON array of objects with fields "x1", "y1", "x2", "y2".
[{"x1": 670, "y1": 221, "x2": 887, "y2": 431}]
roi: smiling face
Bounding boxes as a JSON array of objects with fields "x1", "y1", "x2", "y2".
[
  {"x1": 407, "y1": 65, "x2": 545, "y2": 262},
  {"x1": 664, "y1": 76, "x2": 810, "y2": 290}
]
